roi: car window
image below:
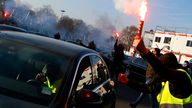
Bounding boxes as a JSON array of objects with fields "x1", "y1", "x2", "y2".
[
  {"x1": 75, "y1": 55, "x2": 110, "y2": 98},
  {"x1": 90, "y1": 55, "x2": 112, "y2": 96},
  {"x1": 90, "y1": 55, "x2": 109, "y2": 84},
  {"x1": 76, "y1": 55, "x2": 110, "y2": 92},
  {"x1": 76, "y1": 56, "x2": 93, "y2": 91},
  {"x1": 0, "y1": 39, "x2": 68, "y2": 105}
]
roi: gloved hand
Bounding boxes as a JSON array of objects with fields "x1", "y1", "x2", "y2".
[{"x1": 118, "y1": 73, "x2": 128, "y2": 85}]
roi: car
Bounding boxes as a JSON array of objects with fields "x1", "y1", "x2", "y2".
[
  {"x1": 123, "y1": 56, "x2": 147, "y2": 83},
  {"x1": 66, "y1": 40, "x2": 113, "y2": 73},
  {"x1": 0, "y1": 24, "x2": 27, "y2": 32},
  {"x1": 0, "y1": 31, "x2": 116, "y2": 108}
]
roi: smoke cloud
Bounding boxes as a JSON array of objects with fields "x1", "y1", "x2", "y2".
[
  {"x1": 113, "y1": 0, "x2": 144, "y2": 17},
  {"x1": 3, "y1": 0, "x2": 115, "y2": 54}
]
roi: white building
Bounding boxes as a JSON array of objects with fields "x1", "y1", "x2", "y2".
[
  {"x1": 128, "y1": 26, "x2": 192, "y2": 63},
  {"x1": 143, "y1": 30, "x2": 154, "y2": 48},
  {"x1": 151, "y1": 27, "x2": 192, "y2": 63}
]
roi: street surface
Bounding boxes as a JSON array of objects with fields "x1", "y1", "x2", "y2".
[{"x1": 115, "y1": 83, "x2": 150, "y2": 108}]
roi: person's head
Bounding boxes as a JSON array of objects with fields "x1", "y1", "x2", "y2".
[
  {"x1": 183, "y1": 60, "x2": 189, "y2": 67},
  {"x1": 151, "y1": 48, "x2": 161, "y2": 57},
  {"x1": 97, "y1": 62, "x2": 103, "y2": 68},
  {"x1": 88, "y1": 41, "x2": 96, "y2": 50},
  {"x1": 159, "y1": 52, "x2": 181, "y2": 69}
]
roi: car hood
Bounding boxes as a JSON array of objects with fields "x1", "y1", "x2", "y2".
[{"x1": 0, "y1": 94, "x2": 47, "y2": 108}]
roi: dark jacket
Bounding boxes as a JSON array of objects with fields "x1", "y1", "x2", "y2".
[{"x1": 126, "y1": 52, "x2": 192, "y2": 99}]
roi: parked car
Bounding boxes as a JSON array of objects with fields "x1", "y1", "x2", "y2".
[
  {"x1": 0, "y1": 31, "x2": 116, "y2": 108},
  {"x1": 123, "y1": 55, "x2": 147, "y2": 83}
]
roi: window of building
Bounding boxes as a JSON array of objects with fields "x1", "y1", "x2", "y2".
[
  {"x1": 155, "y1": 37, "x2": 161, "y2": 43},
  {"x1": 164, "y1": 37, "x2": 171, "y2": 44},
  {"x1": 186, "y1": 40, "x2": 192, "y2": 47}
]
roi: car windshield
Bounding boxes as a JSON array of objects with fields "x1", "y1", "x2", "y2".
[{"x1": 0, "y1": 38, "x2": 68, "y2": 105}]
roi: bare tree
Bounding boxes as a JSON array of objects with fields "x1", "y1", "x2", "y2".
[{"x1": 119, "y1": 25, "x2": 138, "y2": 51}]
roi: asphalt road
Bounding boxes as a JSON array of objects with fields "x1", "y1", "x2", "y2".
[{"x1": 115, "y1": 83, "x2": 150, "y2": 108}]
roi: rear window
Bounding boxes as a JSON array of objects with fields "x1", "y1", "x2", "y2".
[{"x1": 0, "y1": 38, "x2": 68, "y2": 105}]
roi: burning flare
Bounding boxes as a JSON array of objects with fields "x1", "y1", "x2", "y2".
[
  {"x1": 139, "y1": 0, "x2": 147, "y2": 21},
  {"x1": 136, "y1": 0, "x2": 147, "y2": 39},
  {"x1": 3, "y1": 11, "x2": 10, "y2": 18},
  {"x1": 115, "y1": 32, "x2": 120, "y2": 38}
]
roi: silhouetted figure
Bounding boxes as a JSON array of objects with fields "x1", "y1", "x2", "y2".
[
  {"x1": 88, "y1": 41, "x2": 96, "y2": 50},
  {"x1": 97, "y1": 63, "x2": 107, "y2": 82},
  {"x1": 54, "y1": 32, "x2": 61, "y2": 40},
  {"x1": 112, "y1": 39, "x2": 125, "y2": 80}
]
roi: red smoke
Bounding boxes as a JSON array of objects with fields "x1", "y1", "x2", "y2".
[{"x1": 113, "y1": 0, "x2": 148, "y2": 21}]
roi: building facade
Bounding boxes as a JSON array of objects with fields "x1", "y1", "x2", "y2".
[
  {"x1": 129, "y1": 26, "x2": 192, "y2": 63},
  {"x1": 143, "y1": 30, "x2": 154, "y2": 48},
  {"x1": 151, "y1": 27, "x2": 192, "y2": 63}
]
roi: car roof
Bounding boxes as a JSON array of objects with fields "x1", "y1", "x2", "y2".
[
  {"x1": 0, "y1": 24, "x2": 27, "y2": 32},
  {"x1": 0, "y1": 31, "x2": 97, "y2": 58}
]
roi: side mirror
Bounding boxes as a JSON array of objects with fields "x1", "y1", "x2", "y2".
[{"x1": 75, "y1": 89, "x2": 102, "y2": 108}]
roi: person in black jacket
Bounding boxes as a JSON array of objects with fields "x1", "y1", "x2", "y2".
[
  {"x1": 129, "y1": 48, "x2": 162, "y2": 108},
  {"x1": 118, "y1": 38, "x2": 192, "y2": 108},
  {"x1": 112, "y1": 39, "x2": 125, "y2": 80}
]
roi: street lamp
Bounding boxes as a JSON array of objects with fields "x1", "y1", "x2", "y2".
[
  {"x1": 61, "y1": 10, "x2": 65, "y2": 12},
  {"x1": 60, "y1": 10, "x2": 65, "y2": 18}
]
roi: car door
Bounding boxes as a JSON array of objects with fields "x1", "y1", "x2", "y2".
[
  {"x1": 69, "y1": 56, "x2": 98, "y2": 108},
  {"x1": 70, "y1": 55, "x2": 115, "y2": 108},
  {"x1": 89, "y1": 55, "x2": 116, "y2": 108}
]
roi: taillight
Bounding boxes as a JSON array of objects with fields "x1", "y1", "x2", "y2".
[
  {"x1": 81, "y1": 90, "x2": 93, "y2": 100},
  {"x1": 77, "y1": 89, "x2": 101, "y2": 103}
]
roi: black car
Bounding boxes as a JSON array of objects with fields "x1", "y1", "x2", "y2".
[
  {"x1": 123, "y1": 55, "x2": 147, "y2": 83},
  {"x1": 0, "y1": 31, "x2": 116, "y2": 108}
]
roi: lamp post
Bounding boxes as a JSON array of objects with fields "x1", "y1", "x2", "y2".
[{"x1": 60, "y1": 10, "x2": 65, "y2": 18}]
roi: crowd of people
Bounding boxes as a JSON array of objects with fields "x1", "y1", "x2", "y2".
[{"x1": 52, "y1": 31, "x2": 192, "y2": 108}]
